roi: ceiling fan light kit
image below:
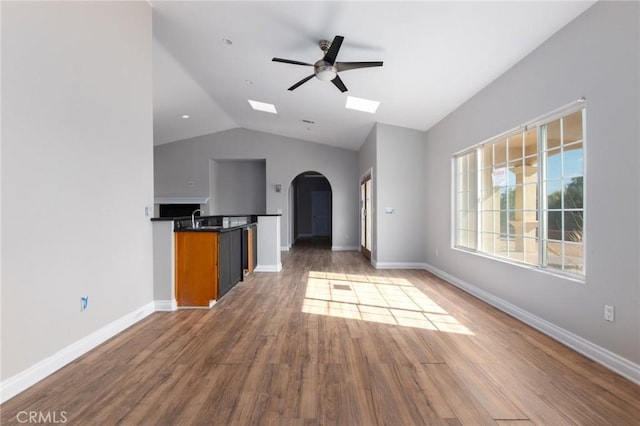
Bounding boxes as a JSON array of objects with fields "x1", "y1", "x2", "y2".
[
  {"x1": 315, "y1": 64, "x2": 337, "y2": 82},
  {"x1": 272, "y1": 35, "x2": 383, "y2": 93}
]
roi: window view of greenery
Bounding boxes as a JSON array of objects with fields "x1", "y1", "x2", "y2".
[
  {"x1": 454, "y1": 107, "x2": 584, "y2": 277},
  {"x1": 542, "y1": 110, "x2": 584, "y2": 274}
]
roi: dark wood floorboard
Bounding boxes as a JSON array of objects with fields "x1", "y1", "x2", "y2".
[{"x1": 2, "y1": 246, "x2": 639, "y2": 425}]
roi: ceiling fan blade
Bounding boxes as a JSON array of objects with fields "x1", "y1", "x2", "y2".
[
  {"x1": 272, "y1": 58, "x2": 314, "y2": 66},
  {"x1": 323, "y1": 35, "x2": 344, "y2": 65},
  {"x1": 288, "y1": 74, "x2": 315, "y2": 91},
  {"x1": 336, "y1": 61, "x2": 384, "y2": 72},
  {"x1": 331, "y1": 75, "x2": 348, "y2": 93}
]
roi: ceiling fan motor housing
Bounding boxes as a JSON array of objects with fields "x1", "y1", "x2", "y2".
[{"x1": 314, "y1": 60, "x2": 337, "y2": 81}]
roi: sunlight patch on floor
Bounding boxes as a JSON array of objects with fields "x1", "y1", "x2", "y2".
[{"x1": 302, "y1": 271, "x2": 474, "y2": 334}]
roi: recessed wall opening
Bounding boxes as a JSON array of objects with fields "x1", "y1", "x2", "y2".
[
  {"x1": 291, "y1": 171, "x2": 332, "y2": 249},
  {"x1": 209, "y1": 159, "x2": 266, "y2": 215}
]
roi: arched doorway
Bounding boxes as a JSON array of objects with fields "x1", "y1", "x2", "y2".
[{"x1": 291, "y1": 171, "x2": 332, "y2": 248}]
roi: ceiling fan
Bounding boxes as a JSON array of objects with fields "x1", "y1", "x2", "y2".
[{"x1": 272, "y1": 35, "x2": 383, "y2": 92}]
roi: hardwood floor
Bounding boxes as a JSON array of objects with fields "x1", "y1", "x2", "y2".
[{"x1": 2, "y1": 247, "x2": 638, "y2": 425}]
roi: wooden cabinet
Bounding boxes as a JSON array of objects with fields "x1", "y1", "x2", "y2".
[
  {"x1": 175, "y1": 232, "x2": 218, "y2": 307},
  {"x1": 243, "y1": 225, "x2": 257, "y2": 274},
  {"x1": 175, "y1": 227, "x2": 247, "y2": 307}
]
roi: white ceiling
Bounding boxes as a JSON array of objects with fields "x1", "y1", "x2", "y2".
[{"x1": 152, "y1": 1, "x2": 595, "y2": 150}]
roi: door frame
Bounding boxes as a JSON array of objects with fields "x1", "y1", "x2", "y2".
[
  {"x1": 360, "y1": 171, "x2": 373, "y2": 260},
  {"x1": 289, "y1": 171, "x2": 333, "y2": 247}
]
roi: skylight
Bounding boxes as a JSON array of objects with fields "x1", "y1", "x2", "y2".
[
  {"x1": 248, "y1": 100, "x2": 277, "y2": 114},
  {"x1": 345, "y1": 96, "x2": 380, "y2": 114}
]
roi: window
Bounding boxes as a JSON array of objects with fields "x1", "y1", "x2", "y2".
[
  {"x1": 455, "y1": 150, "x2": 477, "y2": 250},
  {"x1": 454, "y1": 104, "x2": 585, "y2": 277}
]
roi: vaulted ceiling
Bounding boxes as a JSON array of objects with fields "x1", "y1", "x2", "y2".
[{"x1": 151, "y1": 1, "x2": 595, "y2": 150}]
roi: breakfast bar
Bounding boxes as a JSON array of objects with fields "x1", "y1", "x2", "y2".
[{"x1": 152, "y1": 214, "x2": 281, "y2": 309}]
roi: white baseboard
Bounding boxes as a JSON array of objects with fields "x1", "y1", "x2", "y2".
[
  {"x1": 423, "y1": 263, "x2": 640, "y2": 385},
  {"x1": 0, "y1": 302, "x2": 155, "y2": 404},
  {"x1": 281, "y1": 246, "x2": 290, "y2": 252},
  {"x1": 154, "y1": 299, "x2": 177, "y2": 311},
  {"x1": 254, "y1": 263, "x2": 282, "y2": 272},
  {"x1": 331, "y1": 246, "x2": 359, "y2": 251},
  {"x1": 373, "y1": 261, "x2": 428, "y2": 269}
]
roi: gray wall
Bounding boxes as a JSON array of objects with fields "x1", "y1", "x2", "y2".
[
  {"x1": 376, "y1": 124, "x2": 427, "y2": 265},
  {"x1": 154, "y1": 128, "x2": 359, "y2": 249},
  {"x1": 153, "y1": 221, "x2": 174, "y2": 302},
  {"x1": 1, "y1": 2, "x2": 154, "y2": 380},
  {"x1": 424, "y1": 1, "x2": 639, "y2": 364},
  {"x1": 357, "y1": 124, "x2": 427, "y2": 266},
  {"x1": 211, "y1": 160, "x2": 266, "y2": 215}
]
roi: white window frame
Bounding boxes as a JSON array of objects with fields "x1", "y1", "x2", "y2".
[{"x1": 452, "y1": 100, "x2": 586, "y2": 280}]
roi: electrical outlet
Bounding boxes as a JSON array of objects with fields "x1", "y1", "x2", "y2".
[{"x1": 604, "y1": 304, "x2": 614, "y2": 322}]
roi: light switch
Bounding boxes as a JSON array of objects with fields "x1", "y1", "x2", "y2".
[{"x1": 385, "y1": 207, "x2": 395, "y2": 214}]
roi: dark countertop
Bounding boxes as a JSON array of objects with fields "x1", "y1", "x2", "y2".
[
  {"x1": 166, "y1": 214, "x2": 257, "y2": 233},
  {"x1": 175, "y1": 224, "x2": 254, "y2": 233},
  {"x1": 152, "y1": 213, "x2": 281, "y2": 233},
  {"x1": 151, "y1": 213, "x2": 281, "y2": 222}
]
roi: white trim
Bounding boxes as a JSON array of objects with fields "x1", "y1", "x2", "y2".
[
  {"x1": 528, "y1": 97, "x2": 586, "y2": 129},
  {"x1": 373, "y1": 261, "x2": 428, "y2": 269},
  {"x1": 331, "y1": 245, "x2": 359, "y2": 251},
  {"x1": 254, "y1": 263, "x2": 282, "y2": 272},
  {"x1": 281, "y1": 246, "x2": 290, "y2": 252},
  {"x1": 0, "y1": 302, "x2": 155, "y2": 404},
  {"x1": 154, "y1": 196, "x2": 209, "y2": 204},
  {"x1": 423, "y1": 263, "x2": 640, "y2": 385},
  {"x1": 154, "y1": 300, "x2": 178, "y2": 311}
]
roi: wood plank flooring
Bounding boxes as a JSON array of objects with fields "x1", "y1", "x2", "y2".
[{"x1": 2, "y1": 246, "x2": 639, "y2": 425}]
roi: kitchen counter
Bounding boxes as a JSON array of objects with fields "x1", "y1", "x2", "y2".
[
  {"x1": 151, "y1": 213, "x2": 281, "y2": 222},
  {"x1": 175, "y1": 224, "x2": 248, "y2": 233},
  {"x1": 172, "y1": 214, "x2": 254, "y2": 232},
  {"x1": 151, "y1": 214, "x2": 281, "y2": 310}
]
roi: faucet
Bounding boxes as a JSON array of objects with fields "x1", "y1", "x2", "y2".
[{"x1": 191, "y1": 209, "x2": 203, "y2": 228}]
